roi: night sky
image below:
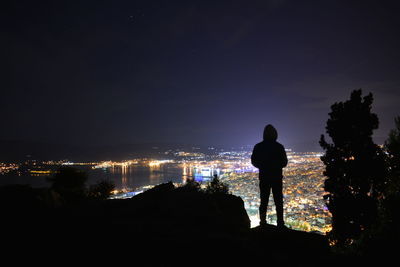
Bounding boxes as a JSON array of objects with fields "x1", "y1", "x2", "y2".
[{"x1": 2, "y1": 0, "x2": 400, "y2": 151}]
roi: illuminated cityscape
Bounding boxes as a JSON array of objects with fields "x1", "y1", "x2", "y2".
[{"x1": 0, "y1": 148, "x2": 331, "y2": 233}]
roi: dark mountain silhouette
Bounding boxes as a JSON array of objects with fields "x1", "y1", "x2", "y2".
[
  {"x1": 0, "y1": 140, "x2": 214, "y2": 162},
  {"x1": 0, "y1": 139, "x2": 325, "y2": 163},
  {"x1": 2, "y1": 182, "x2": 333, "y2": 266}
]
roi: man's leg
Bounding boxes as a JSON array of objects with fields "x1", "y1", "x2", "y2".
[
  {"x1": 272, "y1": 178, "x2": 284, "y2": 227},
  {"x1": 259, "y1": 179, "x2": 271, "y2": 226}
]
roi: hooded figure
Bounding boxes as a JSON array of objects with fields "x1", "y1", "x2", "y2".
[{"x1": 251, "y1": 124, "x2": 288, "y2": 227}]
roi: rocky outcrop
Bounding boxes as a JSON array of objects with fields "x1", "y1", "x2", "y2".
[{"x1": 2, "y1": 182, "x2": 332, "y2": 266}]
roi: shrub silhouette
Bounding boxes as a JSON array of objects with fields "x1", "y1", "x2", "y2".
[
  {"x1": 320, "y1": 89, "x2": 387, "y2": 246},
  {"x1": 204, "y1": 175, "x2": 229, "y2": 195},
  {"x1": 88, "y1": 179, "x2": 116, "y2": 200},
  {"x1": 179, "y1": 178, "x2": 201, "y2": 192}
]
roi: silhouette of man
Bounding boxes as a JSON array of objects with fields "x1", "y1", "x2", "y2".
[{"x1": 251, "y1": 124, "x2": 288, "y2": 228}]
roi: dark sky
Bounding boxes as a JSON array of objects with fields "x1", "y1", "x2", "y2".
[{"x1": 2, "y1": 0, "x2": 400, "y2": 151}]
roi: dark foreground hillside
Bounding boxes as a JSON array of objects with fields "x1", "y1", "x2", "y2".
[{"x1": 2, "y1": 182, "x2": 332, "y2": 266}]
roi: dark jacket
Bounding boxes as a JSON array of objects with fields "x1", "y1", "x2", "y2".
[{"x1": 251, "y1": 140, "x2": 288, "y2": 179}]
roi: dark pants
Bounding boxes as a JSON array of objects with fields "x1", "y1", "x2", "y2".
[{"x1": 259, "y1": 177, "x2": 284, "y2": 226}]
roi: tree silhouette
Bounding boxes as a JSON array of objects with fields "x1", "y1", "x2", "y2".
[
  {"x1": 380, "y1": 116, "x2": 400, "y2": 231},
  {"x1": 48, "y1": 166, "x2": 88, "y2": 204},
  {"x1": 385, "y1": 116, "x2": 400, "y2": 195},
  {"x1": 319, "y1": 89, "x2": 387, "y2": 246},
  {"x1": 350, "y1": 116, "x2": 400, "y2": 259}
]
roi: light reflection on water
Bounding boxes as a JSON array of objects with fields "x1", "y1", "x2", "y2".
[
  {"x1": 88, "y1": 163, "x2": 218, "y2": 191},
  {"x1": 0, "y1": 163, "x2": 221, "y2": 191}
]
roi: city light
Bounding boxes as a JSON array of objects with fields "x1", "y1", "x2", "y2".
[{"x1": 0, "y1": 149, "x2": 331, "y2": 233}]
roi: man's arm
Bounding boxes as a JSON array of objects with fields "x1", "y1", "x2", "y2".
[
  {"x1": 251, "y1": 144, "x2": 261, "y2": 168},
  {"x1": 281, "y1": 145, "x2": 288, "y2": 168}
]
